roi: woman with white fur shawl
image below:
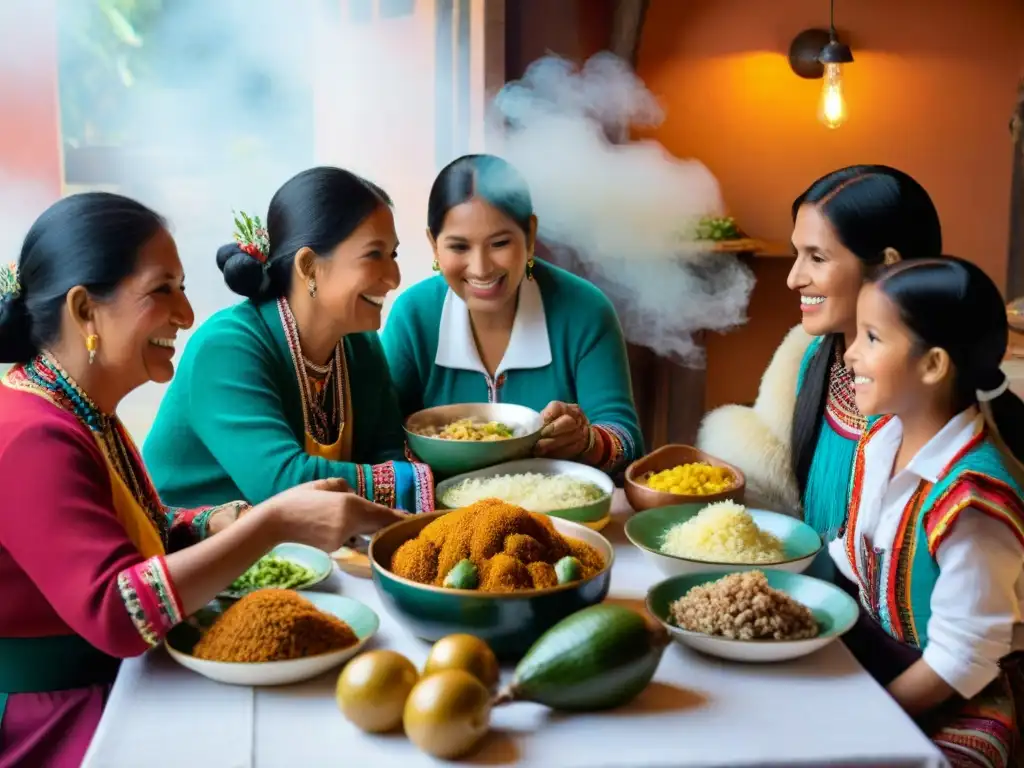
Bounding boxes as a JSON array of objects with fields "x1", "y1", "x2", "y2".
[{"x1": 697, "y1": 166, "x2": 943, "y2": 542}]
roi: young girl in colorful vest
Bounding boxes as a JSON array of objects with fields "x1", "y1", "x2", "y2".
[{"x1": 838, "y1": 257, "x2": 1024, "y2": 766}]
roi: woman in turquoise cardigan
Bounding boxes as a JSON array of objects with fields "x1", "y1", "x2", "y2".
[
  {"x1": 381, "y1": 154, "x2": 642, "y2": 476},
  {"x1": 143, "y1": 167, "x2": 433, "y2": 513}
]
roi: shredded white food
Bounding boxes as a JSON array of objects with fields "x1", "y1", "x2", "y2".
[
  {"x1": 440, "y1": 472, "x2": 606, "y2": 513},
  {"x1": 660, "y1": 500, "x2": 785, "y2": 564}
]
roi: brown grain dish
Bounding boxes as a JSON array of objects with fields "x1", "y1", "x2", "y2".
[
  {"x1": 192, "y1": 589, "x2": 358, "y2": 662},
  {"x1": 668, "y1": 571, "x2": 819, "y2": 641}
]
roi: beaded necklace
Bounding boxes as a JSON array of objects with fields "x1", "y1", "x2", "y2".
[
  {"x1": 20, "y1": 353, "x2": 168, "y2": 541},
  {"x1": 276, "y1": 297, "x2": 346, "y2": 445}
]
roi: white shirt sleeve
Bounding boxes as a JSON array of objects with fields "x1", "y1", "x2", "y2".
[{"x1": 922, "y1": 508, "x2": 1024, "y2": 699}]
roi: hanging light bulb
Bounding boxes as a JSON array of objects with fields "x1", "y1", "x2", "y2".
[
  {"x1": 788, "y1": 3, "x2": 855, "y2": 129},
  {"x1": 816, "y1": 0, "x2": 853, "y2": 129},
  {"x1": 818, "y1": 61, "x2": 848, "y2": 129}
]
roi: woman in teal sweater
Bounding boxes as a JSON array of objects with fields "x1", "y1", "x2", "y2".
[
  {"x1": 381, "y1": 154, "x2": 642, "y2": 475},
  {"x1": 143, "y1": 167, "x2": 433, "y2": 513}
]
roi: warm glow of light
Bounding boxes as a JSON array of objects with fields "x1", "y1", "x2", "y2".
[{"x1": 817, "y1": 62, "x2": 848, "y2": 129}]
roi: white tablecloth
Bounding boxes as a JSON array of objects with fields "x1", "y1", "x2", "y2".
[{"x1": 83, "y1": 500, "x2": 945, "y2": 768}]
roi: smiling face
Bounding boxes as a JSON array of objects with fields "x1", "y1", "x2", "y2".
[
  {"x1": 844, "y1": 282, "x2": 943, "y2": 417},
  {"x1": 787, "y1": 204, "x2": 866, "y2": 338},
  {"x1": 431, "y1": 198, "x2": 535, "y2": 314},
  {"x1": 309, "y1": 204, "x2": 401, "y2": 333},
  {"x1": 87, "y1": 227, "x2": 194, "y2": 389}
]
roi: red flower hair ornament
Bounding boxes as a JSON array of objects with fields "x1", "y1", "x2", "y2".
[{"x1": 232, "y1": 210, "x2": 270, "y2": 265}]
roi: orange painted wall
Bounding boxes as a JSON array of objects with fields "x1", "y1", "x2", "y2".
[{"x1": 636, "y1": 0, "x2": 1024, "y2": 409}]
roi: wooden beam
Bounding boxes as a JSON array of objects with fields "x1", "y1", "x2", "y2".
[{"x1": 1007, "y1": 76, "x2": 1024, "y2": 299}]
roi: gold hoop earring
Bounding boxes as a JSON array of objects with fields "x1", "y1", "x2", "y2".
[
  {"x1": 431, "y1": 258, "x2": 440, "y2": 272},
  {"x1": 526, "y1": 257, "x2": 535, "y2": 281},
  {"x1": 307, "y1": 278, "x2": 317, "y2": 298},
  {"x1": 86, "y1": 334, "x2": 99, "y2": 365}
]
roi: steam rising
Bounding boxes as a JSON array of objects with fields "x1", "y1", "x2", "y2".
[{"x1": 492, "y1": 53, "x2": 755, "y2": 365}]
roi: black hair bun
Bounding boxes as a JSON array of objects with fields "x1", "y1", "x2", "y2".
[
  {"x1": 216, "y1": 243, "x2": 266, "y2": 299},
  {"x1": 0, "y1": 294, "x2": 35, "y2": 363}
]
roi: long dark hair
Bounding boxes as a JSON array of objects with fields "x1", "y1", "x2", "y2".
[
  {"x1": 790, "y1": 165, "x2": 943, "y2": 498},
  {"x1": 427, "y1": 154, "x2": 533, "y2": 239},
  {"x1": 217, "y1": 166, "x2": 392, "y2": 300},
  {"x1": 0, "y1": 192, "x2": 166, "y2": 363},
  {"x1": 872, "y1": 257, "x2": 1024, "y2": 463}
]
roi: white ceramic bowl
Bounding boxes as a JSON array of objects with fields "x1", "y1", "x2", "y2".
[
  {"x1": 435, "y1": 458, "x2": 614, "y2": 524},
  {"x1": 646, "y1": 570, "x2": 859, "y2": 663},
  {"x1": 218, "y1": 542, "x2": 334, "y2": 600},
  {"x1": 624, "y1": 504, "x2": 823, "y2": 577},
  {"x1": 165, "y1": 592, "x2": 379, "y2": 686}
]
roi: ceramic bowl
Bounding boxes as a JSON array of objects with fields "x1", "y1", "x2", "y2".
[
  {"x1": 646, "y1": 570, "x2": 859, "y2": 663},
  {"x1": 165, "y1": 592, "x2": 379, "y2": 685},
  {"x1": 368, "y1": 510, "x2": 613, "y2": 660},
  {"x1": 217, "y1": 543, "x2": 334, "y2": 600},
  {"x1": 435, "y1": 458, "x2": 614, "y2": 524},
  {"x1": 624, "y1": 503, "x2": 822, "y2": 577},
  {"x1": 404, "y1": 403, "x2": 545, "y2": 477},
  {"x1": 624, "y1": 444, "x2": 745, "y2": 511}
]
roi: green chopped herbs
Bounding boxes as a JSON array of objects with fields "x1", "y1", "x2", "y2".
[{"x1": 229, "y1": 555, "x2": 317, "y2": 592}]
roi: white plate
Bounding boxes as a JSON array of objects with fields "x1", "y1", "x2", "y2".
[
  {"x1": 647, "y1": 570, "x2": 859, "y2": 663},
  {"x1": 166, "y1": 592, "x2": 379, "y2": 686},
  {"x1": 218, "y1": 542, "x2": 333, "y2": 600},
  {"x1": 626, "y1": 507, "x2": 823, "y2": 578},
  {"x1": 435, "y1": 458, "x2": 614, "y2": 523}
]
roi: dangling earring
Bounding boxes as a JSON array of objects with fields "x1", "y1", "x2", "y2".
[
  {"x1": 526, "y1": 256, "x2": 535, "y2": 281},
  {"x1": 307, "y1": 278, "x2": 317, "y2": 298},
  {"x1": 86, "y1": 334, "x2": 99, "y2": 365},
  {"x1": 431, "y1": 258, "x2": 440, "y2": 272}
]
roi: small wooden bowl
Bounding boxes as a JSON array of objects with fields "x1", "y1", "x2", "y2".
[{"x1": 624, "y1": 444, "x2": 745, "y2": 512}]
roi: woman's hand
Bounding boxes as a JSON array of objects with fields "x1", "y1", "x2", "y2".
[
  {"x1": 267, "y1": 478, "x2": 407, "y2": 552},
  {"x1": 534, "y1": 401, "x2": 592, "y2": 459}
]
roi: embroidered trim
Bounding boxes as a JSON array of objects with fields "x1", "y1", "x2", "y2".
[
  {"x1": 592, "y1": 424, "x2": 629, "y2": 474},
  {"x1": 169, "y1": 501, "x2": 249, "y2": 541},
  {"x1": 355, "y1": 464, "x2": 368, "y2": 500},
  {"x1": 117, "y1": 557, "x2": 183, "y2": 647},
  {"x1": 930, "y1": 671, "x2": 1019, "y2": 768},
  {"x1": 824, "y1": 346, "x2": 866, "y2": 440},
  {"x1": 924, "y1": 471, "x2": 1024, "y2": 555},
  {"x1": 844, "y1": 415, "x2": 894, "y2": 584},
  {"x1": 412, "y1": 462, "x2": 435, "y2": 513},
  {"x1": 887, "y1": 483, "x2": 928, "y2": 646},
  {"x1": 277, "y1": 297, "x2": 346, "y2": 445},
  {"x1": 371, "y1": 462, "x2": 397, "y2": 509}
]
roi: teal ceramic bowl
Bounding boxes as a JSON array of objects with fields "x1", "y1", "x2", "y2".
[
  {"x1": 625, "y1": 503, "x2": 823, "y2": 577},
  {"x1": 405, "y1": 403, "x2": 545, "y2": 477},
  {"x1": 646, "y1": 570, "x2": 859, "y2": 662},
  {"x1": 435, "y1": 458, "x2": 614, "y2": 524},
  {"x1": 368, "y1": 510, "x2": 614, "y2": 660}
]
